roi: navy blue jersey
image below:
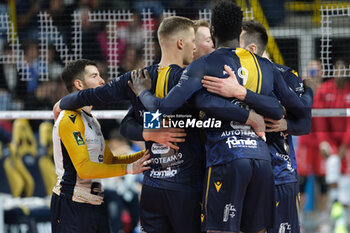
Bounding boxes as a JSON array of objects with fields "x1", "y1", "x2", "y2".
[
  {"x1": 138, "y1": 48, "x2": 309, "y2": 167},
  {"x1": 267, "y1": 63, "x2": 313, "y2": 185}
]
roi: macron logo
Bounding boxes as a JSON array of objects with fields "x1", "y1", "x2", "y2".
[{"x1": 143, "y1": 110, "x2": 161, "y2": 129}]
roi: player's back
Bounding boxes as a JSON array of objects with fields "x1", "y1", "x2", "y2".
[{"x1": 192, "y1": 48, "x2": 277, "y2": 167}]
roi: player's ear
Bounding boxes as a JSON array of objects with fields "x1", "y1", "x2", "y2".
[
  {"x1": 177, "y1": 38, "x2": 184, "y2": 50},
  {"x1": 73, "y1": 79, "x2": 84, "y2": 91},
  {"x1": 247, "y1": 43, "x2": 258, "y2": 54}
]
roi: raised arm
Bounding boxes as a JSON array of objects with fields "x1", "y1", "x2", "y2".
[{"x1": 60, "y1": 73, "x2": 131, "y2": 110}]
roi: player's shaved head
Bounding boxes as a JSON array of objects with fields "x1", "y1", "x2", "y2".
[
  {"x1": 241, "y1": 20, "x2": 268, "y2": 56},
  {"x1": 157, "y1": 16, "x2": 195, "y2": 44}
]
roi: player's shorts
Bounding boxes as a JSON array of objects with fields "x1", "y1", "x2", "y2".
[
  {"x1": 325, "y1": 155, "x2": 341, "y2": 184},
  {"x1": 267, "y1": 182, "x2": 300, "y2": 233},
  {"x1": 338, "y1": 175, "x2": 350, "y2": 205},
  {"x1": 201, "y1": 158, "x2": 275, "y2": 233},
  {"x1": 140, "y1": 184, "x2": 201, "y2": 233},
  {"x1": 50, "y1": 193, "x2": 110, "y2": 233}
]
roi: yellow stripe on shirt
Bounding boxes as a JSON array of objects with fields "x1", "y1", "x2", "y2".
[
  {"x1": 155, "y1": 66, "x2": 171, "y2": 98},
  {"x1": 235, "y1": 48, "x2": 262, "y2": 94}
]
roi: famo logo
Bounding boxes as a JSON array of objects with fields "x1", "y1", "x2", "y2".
[{"x1": 143, "y1": 110, "x2": 161, "y2": 129}]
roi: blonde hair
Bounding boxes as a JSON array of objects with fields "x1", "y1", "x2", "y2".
[
  {"x1": 157, "y1": 16, "x2": 195, "y2": 40},
  {"x1": 193, "y1": 19, "x2": 210, "y2": 33}
]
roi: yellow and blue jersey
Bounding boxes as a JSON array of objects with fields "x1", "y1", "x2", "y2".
[
  {"x1": 268, "y1": 63, "x2": 313, "y2": 185},
  {"x1": 138, "y1": 48, "x2": 310, "y2": 167}
]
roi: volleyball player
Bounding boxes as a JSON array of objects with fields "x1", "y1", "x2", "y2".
[
  {"x1": 201, "y1": 20, "x2": 313, "y2": 233},
  {"x1": 51, "y1": 59, "x2": 151, "y2": 233}
]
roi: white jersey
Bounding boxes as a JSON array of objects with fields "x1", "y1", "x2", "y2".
[{"x1": 52, "y1": 109, "x2": 105, "y2": 205}]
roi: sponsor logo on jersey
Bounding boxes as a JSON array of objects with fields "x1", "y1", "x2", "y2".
[
  {"x1": 151, "y1": 143, "x2": 170, "y2": 154},
  {"x1": 143, "y1": 110, "x2": 161, "y2": 129},
  {"x1": 275, "y1": 152, "x2": 294, "y2": 172},
  {"x1": 150, "y1": 167, "x2": 178, "y2": 178},
  {"x1": 223, "y1": 204, "x2": 236, "y2": 222},
  {"x1": 73, "y1": 131, "x2": 85, "y2": 146},
  {"x1": 226, "y1": 136, "x2": 257, "y2": 149}
]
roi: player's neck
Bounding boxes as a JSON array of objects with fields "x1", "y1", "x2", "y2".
[
  {"x1": 159, "y1": 48, "x2": 185, "y2": 68},
  {"x1": 216, "y1": 39, "x2": 240, "y2": 50}
]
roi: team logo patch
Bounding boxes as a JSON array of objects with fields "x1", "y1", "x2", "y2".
[
  {"x1": 73, "y1": 132, "x2": 85, "y2": 146},
  {"x1": 68, "y1": 114, "x2": 77, "y2": 123},
  {"x1": 143, "y1": 110, "x2": 161, "y2": 129},
  {"x1": 214, "y1": 181, "x2": 222, "y2": 192}
]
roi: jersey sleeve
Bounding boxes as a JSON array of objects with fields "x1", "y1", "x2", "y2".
[
  {"x1": 104, "y1": 146, "x2": 144, "y2": 164},
  {"x1": 272, "y1": 67, "x2": 309, "y2": 118},
  {"x1": 192, "y1": 89, "x2": 249, "y2": 123},
  {"x1": 120, "y1": 107, "x2": 144, "y2": 141},
  {"x1": 60, "y1": 72, "x2": 131, "y2": 110},
  {"x1": 58, "y1": 112, "x2": 128, "y2": 179},
  {"x1": 244, "y1": 90, "x2": 284, "y2": 120},
  {"x1": 285, "y1": 86, "x2": 313, "y2": 135},
  {"x1": 138, "y1": 59, "x2": 206, "y2": 114}
]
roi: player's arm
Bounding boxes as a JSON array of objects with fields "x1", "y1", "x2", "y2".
[
  {"x1": 272, "y1": 67, "x2": 310, "y2": 118},
  {"x1": 58, "y1": 112, "x2": 150, "y2": 178},
  {"x1": 266, "y1": 81, "x2": 313, "y2": 135},
  {"x1": 59, "y1": 72, "x2": 131, "y2": 110},
  {"x1": 119, "y1": 107, "x2": 186, "y2": 150},
  {"x1": 120, "y1": 107, "x2": 144, "y2": 141},
  {"x1": 103, "y1": 144, "x2": 145, "y2": 164},
  {"x1": 129, "y1": 60, "x2": 206, "y2": 115},
  {"x1": 201, "y1": 65, "x2": 283, "y2": 120}
]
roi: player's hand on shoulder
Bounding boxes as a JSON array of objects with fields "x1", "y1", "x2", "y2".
[
  {"x1": 127, "y1": 150, "x2": 151, "y2": 174},
  {"x1": 202, "y1": 64, "x2": 246, "y2": 100},
  {"x1": 53, "y1": 100, "x2": 62, "y2": 122},
  {"x1": 128, "y1": 69, "x2": 152, "y2": 96}
]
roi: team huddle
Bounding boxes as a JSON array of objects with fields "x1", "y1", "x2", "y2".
[{"x1": 51, "y1": 1, "x2": 313, "y2": 233}]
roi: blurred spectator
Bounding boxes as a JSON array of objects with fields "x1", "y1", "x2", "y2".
[
  {"x1": 103, "y1": 129, "x2": 142, "y2": 233},
  {"x1": 16, "y1": 0, "x2": 45, "y2": 41},
  {"x1": 80, "y1": 6, "x2": 105, "y2": 62},
  {"x1": 296, "y1": 59, "x2": 327, "y2": 230},
  {"x1": 118, "y1": 12, "x2": 144, "y2": 51},
  {"x1": 313, "y1": 59, "x2": 350, "y2": 233},
  {"x1": 119, "y1": 44, "x2": 145, "y2": 75},
  {"x1": 0, "y1": 43, "x2": 24, "y2": 110}
]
